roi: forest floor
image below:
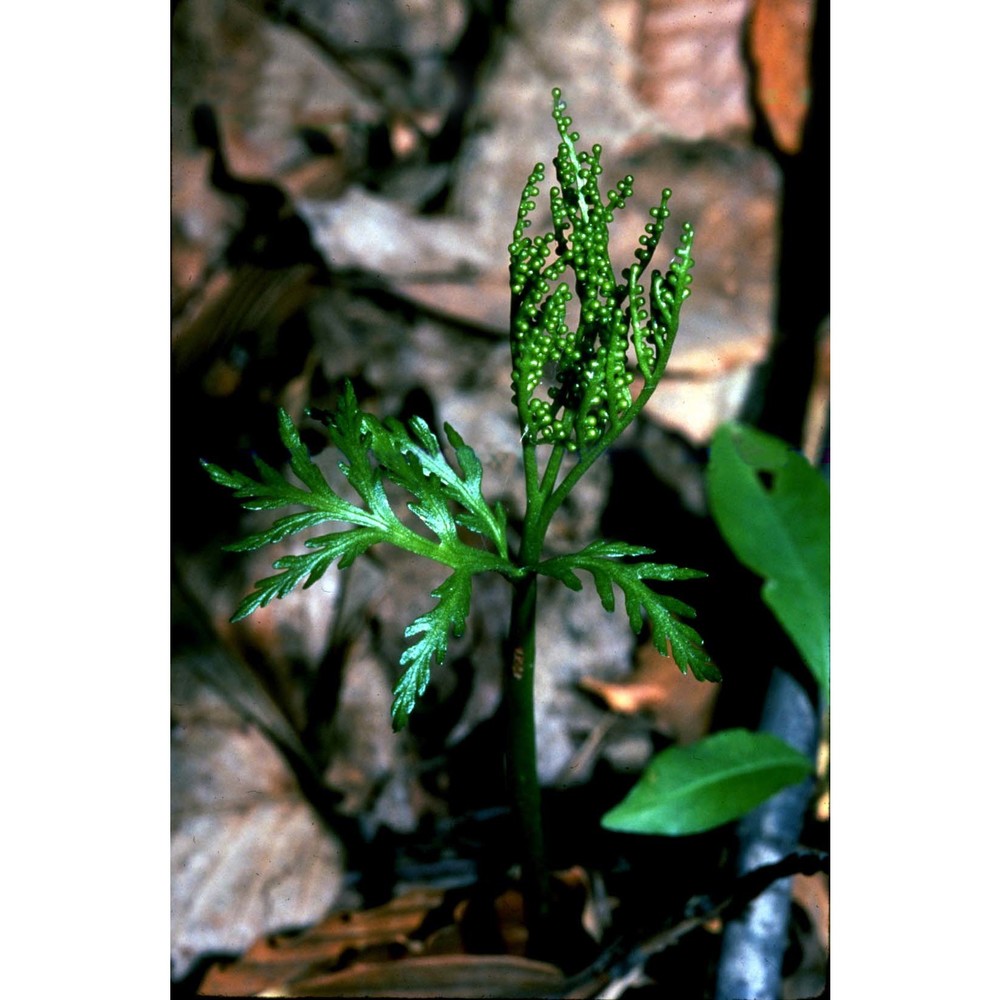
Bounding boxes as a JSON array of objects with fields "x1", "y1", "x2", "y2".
[{"x1": 171, "y1": 2, "x2": 829, "y2": 996}]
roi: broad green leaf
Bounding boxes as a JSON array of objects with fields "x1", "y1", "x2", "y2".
[
  {"x1": 707, "y1": 422, "x2": 830, "y2": 693},
  {"x1": 601, "y1": 728, "x2": 813, "y2": 836}
]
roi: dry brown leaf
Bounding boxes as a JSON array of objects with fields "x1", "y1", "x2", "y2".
[
  {"x1": 172, "y1": 656, "x2": 345, "y2": 982},
  {"x1": 197, "y1": 888, "x2": 445, "y2": 996},
  {"x1": 195, "y1": 865, "x2": 610, "y2": 997},
  {"x1": 792, "y1": 871, "x2": 829, "y2": 954},
  {"x1": 274, "y1": 954, "x2": 566, "y2": 998},
  {"x1": 636, "y1": 0, "x2": 755, "y2": 142},
  {"x1": 197, "y1": 883, "x2": 578, "y2": 998},
  {"x1": 748, "y1": 0, "x2": 816, "y2": 154},
  {"x1": 802, "y1": 317, "x2": 830, "y2": 465},
  {"x1": 172, "y1": 263, "x2": 322, "y2": 378},
  {"x1": 580, "y1": 641, "x2": 719, "y2": 745},
  {"x1": 785, "y1": 870, "x2": 830, "y2": 997}
]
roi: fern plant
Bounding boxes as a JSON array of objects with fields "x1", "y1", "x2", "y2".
[{"x1": 203, "y1": 88, "x2": 718, "y2": 947}]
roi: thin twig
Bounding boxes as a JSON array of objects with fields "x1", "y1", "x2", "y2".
[{"x1": 552, "y1": 850, "x2": 829, "y2": 999}]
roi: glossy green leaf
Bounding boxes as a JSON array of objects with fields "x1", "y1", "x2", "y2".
[
  {"x1": 537, "y1": 541, "x2": 717, "y2": 682},
  {"x1": 707, "y1": 422, "x2": 830, "y2": 693},
  {"x1": 392, "y1": 570, "x2": 473, "y2": 731},
  {"x1": 229, "y1": 528, "x2": 386, "y2": 622},
  {"x1": 601, "y1": 728, "x2": 813, "y2": 835}
]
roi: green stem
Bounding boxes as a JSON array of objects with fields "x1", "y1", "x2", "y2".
[
  {"x1": 531, "y1": 443, "x2": 565, "y2": 540},
  {"x1": 384, "y1": 523, "x2": 517, "y2": 577},
  {"x1": 498, "y1": 437, "x2": 563, "y2": 953},
  {"x1": 503, "y1": 570, "x2": 551, "y2": 951}
]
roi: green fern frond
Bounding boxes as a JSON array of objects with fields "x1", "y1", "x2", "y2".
[{"x1": 537, "y1": 540, "x2": 718, "y2": 682}]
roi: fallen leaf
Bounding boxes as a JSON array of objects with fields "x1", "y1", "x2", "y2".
[
  {"x1": 793, "y1": 871, "x2": 829, "y2": 954},
  {"x1": 784, "y1": 870, "x2": 830, "y2": 997},
  {"x1": 748, "y1": 0, "x2": 816, "y2": 154},
  {"x1": 197, "y1": 888, "x2": 445, "y2": 996},
  {"x1": 195, "y1": 866, "x2": 608, "y2": 996},
  {"x1": 802, "y1": 317, "x2": 830, "y2": 465},
  {"x1": 580, "y1": 641, "x2": 719, "y2": 745},
  {"x1": 172, "y1": 655, "x2": 344, "y2": 982},
  {"x1": 274, "y1": 954, "x2": 566, "y2": 998},
  {"x1": 636, "y1": 0, "x2": 755, "y2": 141}
]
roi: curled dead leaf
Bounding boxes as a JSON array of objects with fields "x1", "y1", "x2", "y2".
[{"x1": 580, "y1": 642, "x2": 719, "y2": 745}]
